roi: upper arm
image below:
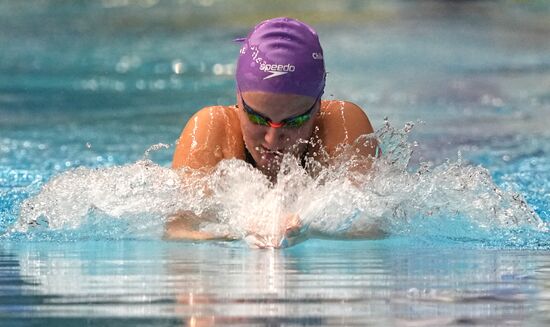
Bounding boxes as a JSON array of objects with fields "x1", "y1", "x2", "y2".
[
  {"x1": 318, "y1": 101, "x2": 379, "y2": 158},
  {"x1": 172, "y1": 106, "x2": 232, "y2": 170}
]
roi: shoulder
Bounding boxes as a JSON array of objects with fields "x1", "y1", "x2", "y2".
[
  {"x1": 172, "y1": 105, "x2": 243, "y2": 169},
  {"x1": 187, "y1": 105, "x2": 239, "y2": 127},
  {"x1": 315, "y1": 100, "x2": 375, "y2": 147},
  {"x1": 312, "y1": 99, "x2": 378, "y2": 159},
  {"x1": 178, "y1": 106, "x2": 238, "y2": 149},
  {"x1": 318, "y1": 100, "x2": 373, "y2": 128}
]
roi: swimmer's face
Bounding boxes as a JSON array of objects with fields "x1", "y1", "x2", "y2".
[{"x1": 236, "y1": 91, "x2": 320, "y2": 173}]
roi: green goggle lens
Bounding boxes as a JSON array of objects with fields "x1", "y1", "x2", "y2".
[
  {"x1": 240, "y1": 94, "x2": 318, "y2": 129},
  {"x1": 247, "y1": 113, "x2": 270, "y2": 126},
  {"x1": 283, "y1": 114, "x2": 310, "y2": 127}
]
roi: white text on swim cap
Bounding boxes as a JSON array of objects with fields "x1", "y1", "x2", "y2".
[{"x1": 260, "y1": 63, "x2": 296, "y2": 80}]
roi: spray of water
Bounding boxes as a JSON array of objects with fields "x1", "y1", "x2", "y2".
[{"x1": 8, "y1": 122, "x2": 547, "y2": 247}]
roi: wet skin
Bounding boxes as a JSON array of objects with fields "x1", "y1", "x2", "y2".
[
  {"x1": 169, "y1": 92, "x2": 379, "y2": 247},
  {"x1": 172, "y1": 92, "x2": 377, "y2": 177},
  {"x1": 236, "y1": 92, "x2": 321, "y2": 178}
]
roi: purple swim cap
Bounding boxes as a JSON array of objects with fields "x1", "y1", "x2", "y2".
[{"x1": 235, "y1": 17, "x2": 326, "y2": 98}]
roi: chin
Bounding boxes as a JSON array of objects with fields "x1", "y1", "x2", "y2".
[
  {"x1": 254, "y1": 153, "x2": 282, "y2": 173},
  {"x1": 258, "y1": 156, "x2": 281, "y2": 170}
]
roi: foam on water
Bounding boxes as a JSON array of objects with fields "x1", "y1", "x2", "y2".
[{"x1": 5, "y1": 122, "x2": 548, "y2": 248}]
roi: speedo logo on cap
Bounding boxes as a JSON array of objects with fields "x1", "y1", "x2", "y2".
[
  {"x1": 260, "y1": 63, "x2": 296, "y2": 80},
  {"x1": 248, "y1": 46, "x2": 296, "y2": 80}
]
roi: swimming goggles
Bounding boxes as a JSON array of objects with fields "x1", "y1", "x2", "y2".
[{"x1": 240, "y1": 94, "x2": 319, "y2": 128}]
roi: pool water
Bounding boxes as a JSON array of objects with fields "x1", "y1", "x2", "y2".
[
  {"x1": 1, "y1": 0, "x2": 550, "y2": 325},
  {"x1": 2, "y1": 240, "x2": 550, "y2": 326}
]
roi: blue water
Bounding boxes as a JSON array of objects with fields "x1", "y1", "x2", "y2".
[{"x1": 1, "y1": 0, "x2": 550, "y2": 325}]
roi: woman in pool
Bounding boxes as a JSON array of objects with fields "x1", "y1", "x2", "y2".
[{"x1": 166, "y1": 17, "x2": 379, "y2": 247}]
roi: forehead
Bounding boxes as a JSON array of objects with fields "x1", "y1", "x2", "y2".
[{"x1": 240, "y1": 91, "x2": 316, "y2": 119}]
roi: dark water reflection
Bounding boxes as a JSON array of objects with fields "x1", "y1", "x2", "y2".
[{"x1": 1, "y1": 240, "x2": 550, "y2": 326}]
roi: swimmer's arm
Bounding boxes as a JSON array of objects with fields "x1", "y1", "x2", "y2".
[
  {"x1": 168, "y1": 109, "x2": 220, "y2": 240},
  {"x1": 171, "y1": 106, "x2": 265, "y2": 243},
  {"x1": 164, "y1": 212, "x2": 301, "y2": 245},
  {"x1": 280, "y1": 213, "x2": 387, "y2": 245},
  {"x1": 164, "y1": 211, "x2": 239, "y2": 241}
]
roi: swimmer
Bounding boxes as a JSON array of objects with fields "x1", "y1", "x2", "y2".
[{"x1": 165, "y1": 17, "x2": 379, "y2": 247}]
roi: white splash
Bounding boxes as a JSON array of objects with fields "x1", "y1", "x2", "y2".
[{"x1": 12, "y1": 123, "x2": 547, "y2": 244}]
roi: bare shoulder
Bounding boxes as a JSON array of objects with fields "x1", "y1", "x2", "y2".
[
  {"x1": 189, "y1": 105, "x2": 239, "y2": 128},
  {"x1": 172, "y1": 105, "x2": 243, "y2": 169},
  {"x1": 315, "y1": 100, "x2": 376, "y2": 154}
]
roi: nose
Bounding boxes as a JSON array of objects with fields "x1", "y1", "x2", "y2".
[{"x1": 263, "y1": 126, "x2": 285, "y2": 149}]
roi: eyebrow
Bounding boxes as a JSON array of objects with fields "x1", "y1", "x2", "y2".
[{"x1": 241, "y1": 96, "x2": 318, "y2": 122}]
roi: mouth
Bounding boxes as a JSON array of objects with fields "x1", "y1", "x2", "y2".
[
  {"x1": 256, "y1": 146, "x2": 284, "y2": 164},
  {"x1": 260, "y1": 146, "x2": 283, "y2": 156}
]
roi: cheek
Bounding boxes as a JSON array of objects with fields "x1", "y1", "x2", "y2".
[
  {"x1": 282, "y1": 129, "x2": 303, "y2": 142},
  {"x1": 288, "y1": 121, "x2": 315, "y2": 141},
  {"x1": 277, "y1": 129, "x2": 311, "y2": 150},
  {"x1": 241, "y1": 121, "x2": 264, "y2": 144}
]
